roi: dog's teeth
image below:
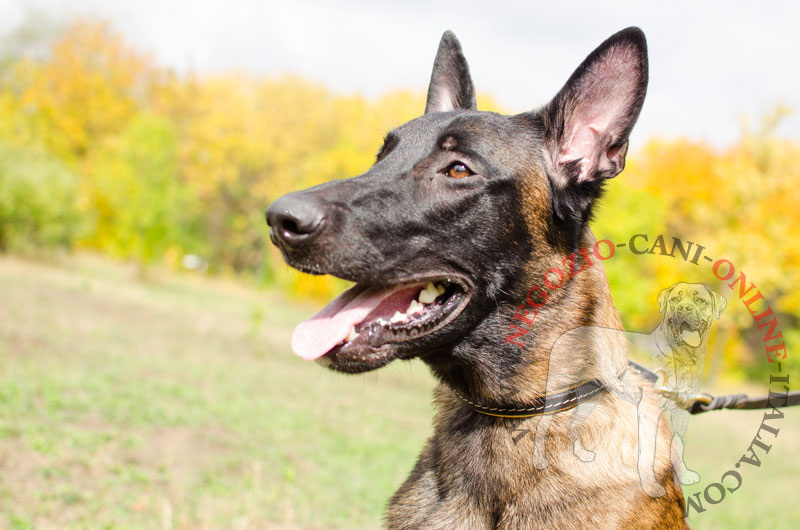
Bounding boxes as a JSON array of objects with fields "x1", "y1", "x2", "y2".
[
  {"x1": 390, "y1": 311, "x2": 406, "y2": 324},
  {"x1": 418, "y1": 282, "x2": 440, "y2": 304},
  {"x1": 346, "y1": 326, "x2": 358, "y2": 342},
  {"x1": 407, "y1": 299, "x2": 424, "y2": 314},
  {"x1": 436, "y1": 283, "x2": 445, "y2": 295}
]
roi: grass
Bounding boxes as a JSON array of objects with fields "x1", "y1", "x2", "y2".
[{"x1": 0, "y1": 254, "x2": 797, "y2": 528}]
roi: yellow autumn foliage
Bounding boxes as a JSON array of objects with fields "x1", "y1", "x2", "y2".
[{"x1": 0, "y1": 19, "x2": 796, "y2": 381}]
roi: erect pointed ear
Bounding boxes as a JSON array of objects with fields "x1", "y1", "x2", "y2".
[
  {"x1": 425, "y1": 31, "x2": 476, "y2": 114},
  {"x1": 706, "y1": 286, "x2": 727, "y2": 319},
  {"x1": 657, "y1": 284, "x2": 676, "y2": 314},
  {"x1": 543, "y1": 27, "x2": 648, "y2": 188}
]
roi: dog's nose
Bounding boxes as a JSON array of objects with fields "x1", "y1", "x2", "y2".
[
  {"x1": 677, "y1": 303, "x2": 693, "y2": 314},
  {"x1": 266, "y1": 193, "x2": 326, "y2": 247}
]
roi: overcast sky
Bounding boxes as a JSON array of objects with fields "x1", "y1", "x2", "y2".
[{"x1": 1, "y1": 0, "x2": 798, "y2": 147}]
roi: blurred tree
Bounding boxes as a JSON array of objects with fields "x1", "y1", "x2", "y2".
[
  {"x1": 0, "y1": 144, "x2": 83, "y2": 252},
  {"x1": 0, "y1": 16, "x2": 795, "y2": 382},
  {"x1": 0, "y1": 10, "x2": 62, "y2": 73},
  {"x1": 14, "y1": 20, "x2": 154, "y2": 161},
  {"x1": 89, "y1": 113, "x2": 201, "y2": 270},
  {"x1": 592, "y1": 108, "x2": 799, "y2": 383}
]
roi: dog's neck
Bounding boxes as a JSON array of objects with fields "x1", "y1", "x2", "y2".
[{"x1": 424, "y1": 231, "x2": 623, "y2": 407}]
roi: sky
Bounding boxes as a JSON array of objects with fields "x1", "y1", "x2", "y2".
[{"x1": 1, "y1": 0, "x2": 798, "y2": 147}]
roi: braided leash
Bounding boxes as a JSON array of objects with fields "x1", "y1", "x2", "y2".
[{"x1": 689, "y1": 389, "x2": 800, "y2": 414}]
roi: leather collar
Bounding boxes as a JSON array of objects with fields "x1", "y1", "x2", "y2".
[{"x1": 454, "y1": 379, "x2": 605, "y2": 418}]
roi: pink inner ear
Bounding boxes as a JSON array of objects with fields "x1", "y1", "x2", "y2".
[
  {"x1": 606, "y1": 144, "x2": 622, "y2": 159},
  {"x1": 558, "y1": 119, "x2": 609, "y2": 183},
  {"x1": 555, "y1": 43, "x2": 641, "y2": 183},
  {"x1": 559, "y1": 108, "x2": 624, "y2": 183},
  {"x1": 428, "y1": 86, "x2": 458, "y2": 113}
]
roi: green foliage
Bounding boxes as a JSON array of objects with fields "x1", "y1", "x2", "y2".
[
  {"x1": 0, "y1": 18, "x2": 796, "y2": 382},
  {"x1": 89, "y1": 113, "x2": 204, "y2": 265},
  {"x1": 591, "y1": 126, "x2": 800, "y2": 384},
  {"x1": 592, "y1": 178, "x2": 667, "y2": 329},
  {"x1": 0, "y1": 144, "x2": 83, "y2": 252}
]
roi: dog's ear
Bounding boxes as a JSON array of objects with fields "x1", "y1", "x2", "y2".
[
  {"x1": 425, "y1": 31, "x2": 476, "y2": 114},
  {"x1": 657, "y1": 284, "x2": 675, "y2": 314},
  {"x1": 541, "y1": 27, "x2": 648, "y2": 228},
  {"x1": 706, "y1": 286, "x2": 727, "y2": 319}
]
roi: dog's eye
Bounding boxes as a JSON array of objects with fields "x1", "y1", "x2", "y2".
[{"x1": 446, "y1": 162, "x2": 474, "y2": 179}]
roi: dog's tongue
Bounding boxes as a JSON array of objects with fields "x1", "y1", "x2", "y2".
[
  {"x1": 291, "y1": 285, "x2": 387, "y2": 360},
  {"x1": 681, "y1": 329, "x2": 702, "y2": 348}
]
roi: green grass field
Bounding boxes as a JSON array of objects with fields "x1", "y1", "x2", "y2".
[{"x1": 0, "y1": 255, "x2": 797, "y2": 529}]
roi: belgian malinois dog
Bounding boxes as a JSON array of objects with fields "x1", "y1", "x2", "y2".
[{"x1": 267, "y1": 27, "x2": 688, "y2": 529}]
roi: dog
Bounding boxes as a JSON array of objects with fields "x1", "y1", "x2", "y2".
[
  {"x1": 528, "y1": 283, "x2": 726, "y2": 496},
  {"x1": 267, "y1": 28, "x2": 688, "y2": 529},
  {"x1": 629, "y1": 282, "x2": 727, "y2": 484}
]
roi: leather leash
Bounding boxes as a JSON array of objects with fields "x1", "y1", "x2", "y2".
[{"x1": 456, "y1": 361, "x2": 799, "y2": 418}]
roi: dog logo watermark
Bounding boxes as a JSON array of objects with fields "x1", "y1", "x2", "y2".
[{"x1": 504, "y1": 234, "x2": 790, "y2": 516}]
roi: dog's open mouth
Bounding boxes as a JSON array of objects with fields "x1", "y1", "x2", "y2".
[
  {"x1": 672, "y1": 320, "x2": 708, "y2": 348},
  {"x1": 291, "y1": 278, "x2": 470, "y2": 363}
]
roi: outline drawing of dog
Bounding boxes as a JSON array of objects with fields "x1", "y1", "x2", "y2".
[
  {"x1": 529, "y1": 282, "x2": 726, "y2": 495},
  {"x1": 628, "y1": 282, "x2": 727, "y2": 484}
]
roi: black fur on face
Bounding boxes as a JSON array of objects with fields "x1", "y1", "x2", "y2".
[{"x1": 266, "y1": 28, "x2": 648, "y2": 386}]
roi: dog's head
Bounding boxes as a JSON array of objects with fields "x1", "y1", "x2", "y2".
[
  {"x1": 657, "y1": 283, "x2": 726, "y2": 349},
  {"x1": 267, "y1": 29, "x2": 648, "y2": 375}
]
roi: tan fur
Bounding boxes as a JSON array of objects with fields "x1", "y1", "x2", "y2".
[{"x1": 386, "y1": 172, "x2": 687, "y2": 529}]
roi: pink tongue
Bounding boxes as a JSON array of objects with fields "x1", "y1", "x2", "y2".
[{"x1": 291, "y1": 285, "x2": 390, "y2": 360}]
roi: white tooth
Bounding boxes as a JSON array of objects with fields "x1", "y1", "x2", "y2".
[
  {"x1": 346, "y1": 327, "x2": 358, "y2": 341},
  {"x1": 436, "y1": 283, "x2": 445, "y2": 295},
  {"x1": 418, "y1": 282, "x2": 439, "y2": 304},
  {"x1": 390, "y1": 311, "x2": 406, "y2": 324},
  {"x1": 407, "y1": 299, "x2": 424, "y2": 314}
]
